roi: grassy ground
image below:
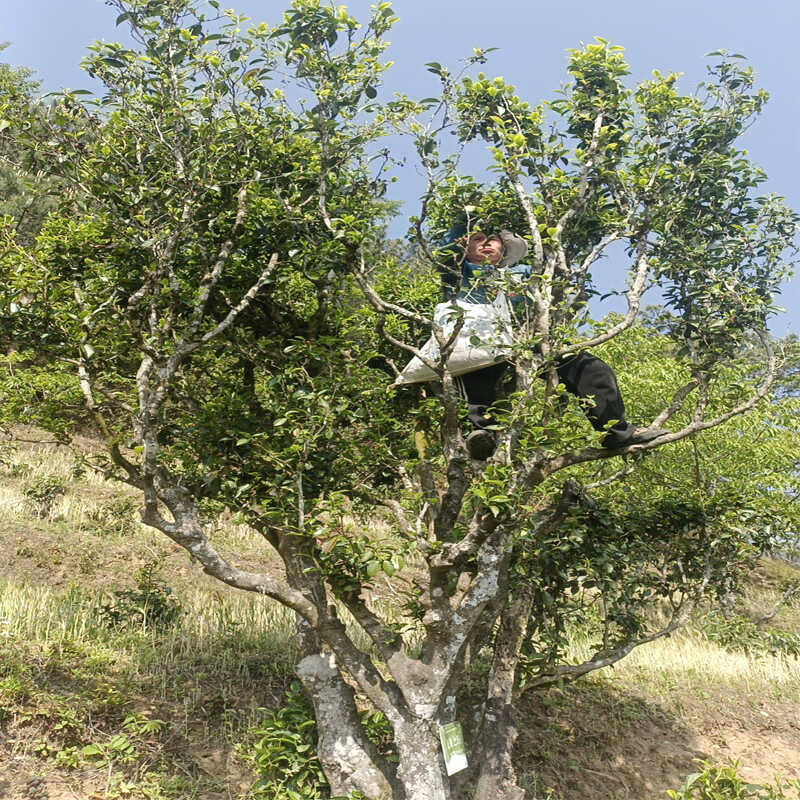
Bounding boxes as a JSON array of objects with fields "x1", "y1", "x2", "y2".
[{"x1": 1, "y1": 430, "x2": 799, "y2": 799}]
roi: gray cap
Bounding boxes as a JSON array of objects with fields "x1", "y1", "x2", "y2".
[{"x1": 496, "y1": 230, "x2": 528, "y2": 268}]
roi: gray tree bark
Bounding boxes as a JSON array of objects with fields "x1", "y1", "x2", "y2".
[
  {"x1": 297, "y1": 652, "x2": 396, "y2": 799},
  {"x1": 393, "y1": 717, "x2": 453, "y2": 800},
  {"x1": 473, "y1": 588, "x2": 533, "y2": 800}
]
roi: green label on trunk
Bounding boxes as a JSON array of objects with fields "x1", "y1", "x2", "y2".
[{"x1": 439, "y1": 721, "x2": 468, "y2": 776}]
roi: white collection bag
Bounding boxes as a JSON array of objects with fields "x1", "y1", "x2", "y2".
[{"x1": 394, "y1": 294, "x2": 513, "y2": 385}]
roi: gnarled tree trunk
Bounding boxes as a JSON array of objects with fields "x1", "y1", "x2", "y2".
[{"x1": 297, "y1": 652, "x2": 396, "y2": 799}]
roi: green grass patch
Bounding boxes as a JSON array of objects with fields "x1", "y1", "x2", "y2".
[{"x1": 0, "y1": 574, "x2": 298, "y2": 798}]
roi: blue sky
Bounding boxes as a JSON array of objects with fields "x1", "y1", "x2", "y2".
[{"x1": 3, "y1": 0, "x2": 799, "y2": 333}]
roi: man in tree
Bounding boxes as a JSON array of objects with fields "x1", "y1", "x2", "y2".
[{"x1": 437, "y1": 221, "x2": 667, "y2": 459}]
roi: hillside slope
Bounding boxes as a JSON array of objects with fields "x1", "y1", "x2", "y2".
[{"x1": 1, "y1": 431, "x2": 799, "y2": 800}]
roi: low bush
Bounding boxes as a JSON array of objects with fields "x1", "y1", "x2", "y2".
[
  {"x1": 248, "y1": 681, "x2": 328, "y2": 800},
  {"x1": 87, "y1": 496, "x2": 140, "y2": 537},
  {"x1": 246, "y1": 682, "x2": 391, "y2": 800},
  {"x1": 22, "y1": 474, "x2": 67, "y2": 518},
  {"x1": 669, "y1": 760, "x2": 800, "y2": 799},
  {"x1": 699, "y1": 611, "x2": 800, "y2": 659},
  {"x1": 97, "y1": 558, "x2": 183, "y2": 631}
]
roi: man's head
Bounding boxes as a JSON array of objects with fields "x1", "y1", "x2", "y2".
[
  {"x1": 465, "y1": 232, "x2": 504, "y2": 266},
  {"x1": 465, "y1": 229, "x2": 528, "y2": 268}
]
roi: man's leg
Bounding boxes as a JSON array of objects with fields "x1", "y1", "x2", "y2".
[
  {"x1": 457, "y1": 362, "x2": 511, "y2": 429},
  {"x1": 554, "y1": 352, "x2": 636, "y2": 446},
  {"x1": 456, "y1": 362, "x2": 510, "y2": 459}
]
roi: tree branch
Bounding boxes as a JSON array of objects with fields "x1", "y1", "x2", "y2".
[
  {"x1": 528, "y1": 332, "x2": 776, "y2": 480},
  {"x1": 561, "y1": 237, "x2": 650, "y2": 355},
  {"x1": 179, "y1": 252, "x2": 279, "y2": 356},
  {"x1": 523, "y1": 570, "x2": 708, "y2": 691},
  {"x1": 339, "y1": 593, "x2": 404, "y2": 661},
  {"x1": 755, "y1": 577, "x2": 800, "y2": 626},
  {"x1": 185, "y1": 182, "x2": 251, "y2": 337}
]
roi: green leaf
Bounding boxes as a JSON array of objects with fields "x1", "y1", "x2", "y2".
[
  {"x1": 682, "y1": 772, "x2": 702, "y2": 789},
  {"x1": 364, "y1": 85, "x2": 377, "y2": 99}
]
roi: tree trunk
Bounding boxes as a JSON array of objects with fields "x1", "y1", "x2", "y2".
[
  {"x1": 473, "y1": 588, "x2": 533, "y2": 800},
  {"x1": 392, "y1": 718, "x2": 453, "y2": 800},
  {"x1": 472, "y1": 702, "x2": 525, "y2": 800},
  {"x1": 297, "y1": 652, "x2": 396, "y2": 799}
]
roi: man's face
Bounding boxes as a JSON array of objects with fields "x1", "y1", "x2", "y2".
[{"x1": 465, "y1": 232, "x2": 504, "y2": 266}]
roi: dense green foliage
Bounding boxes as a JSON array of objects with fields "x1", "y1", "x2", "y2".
[
  {"x1": 0, "y1": 47, "x2": 55, "y2": 246},
  {"x1": 0, "y1": 0, "x2": 412, "y2": 519},
  {"x1": 249, "y1": 682, "x2": 330, "y2": 799}
]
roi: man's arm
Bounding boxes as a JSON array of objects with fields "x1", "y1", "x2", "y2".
[{"x1": 431, "y1": 216, "x2": 468, "y2": 301}]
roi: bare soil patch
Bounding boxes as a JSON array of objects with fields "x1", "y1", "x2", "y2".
[{"x1": 517, "y1": 676, "x2": 800, "y2": 799}]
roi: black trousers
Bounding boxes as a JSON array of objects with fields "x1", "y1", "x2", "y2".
[{"x1": 457, "y1": 352, "x2": 634, "y2": 441}]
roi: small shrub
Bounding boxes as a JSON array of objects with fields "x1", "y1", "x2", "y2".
[
  {"x1": 246, "y1": 684, "x2": 394, "y2": 800},
  {"x1": 53, "y1": 745, "x2": 82, "y2": 769},
  {"x1": 359, "y1": 709, "x2": 397, "y2": 764},
  {"x1": 88, "y1": 496, "x2": 140, "y2": 537},
  {"x1": 248, "y1": 682, "x2": 328, "y2": 800},
  {"x1": 668, "y1": 760, "x2": 800, "y2": 799},
  {"x1": 97, "y1": 558, "x2": 183, "y2": 631},
  {"x1": 81, "y1": 732, "x2": 138, "y2": 765},
  {"x1": 762, "y1": 629, "x2": 800, "y2": 659},
  {"x1": 70, "y1": 457, "x2": 87, "y2": 481},
  {"x1": 0, "y1": 441, "x2": 23, "y2": 475},
  {"x1": 23, "y1": 473, "x2": 67, "y2": 518},
  {"x1": 0, "y1": 672, "x2": 32, "y2": 702},
  {"x1": 699, "y1": 611, "x2": 800, "y2": 659}
]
